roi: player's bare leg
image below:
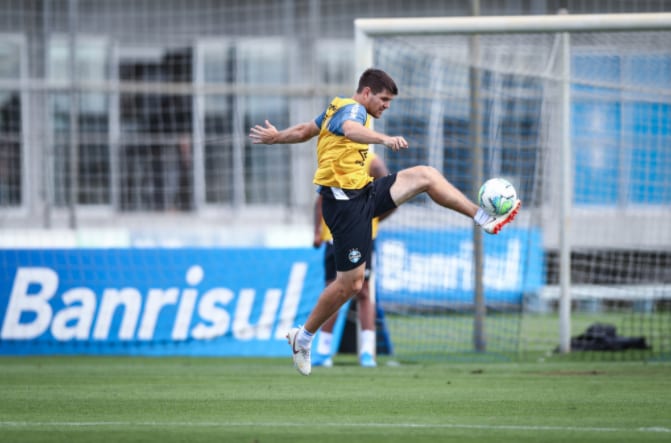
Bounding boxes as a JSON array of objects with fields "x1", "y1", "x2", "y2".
[
  {"x1": 391, "y1": 166, "x2": 520, "y2": 233},
  {"x1": 315, "y1": 274, "x2": 376, "y2": 367},
  {"x1": 314, "y1": 279, "x2": 337, "y2": 367},
  {"x1": 287, "y1": 263, "x2": 366, "y2": 375},
  {"x1": 391, "y1": 166, "x2": 479, "y2": 216},
  {"x1": 305, "y1": 264, "x2": 366, "y2": 334}
]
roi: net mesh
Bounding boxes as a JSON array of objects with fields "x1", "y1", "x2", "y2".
[
  {"x1": 369, "y1": 30, "x2": 671, "y2": 361},
  {"x1": 2, "y1": 1, "x2": 671, "y2": 360}
]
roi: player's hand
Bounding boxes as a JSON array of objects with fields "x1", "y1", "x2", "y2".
[
  {"x1": 249, "y1": 120, "x2": 278, "y2": 144},
  {"x1": 312, "y1": 233, "x2": 322, "y2": 249},
  {"x1": 383, "y1": 135, "x2": 408, "y2": 152}
]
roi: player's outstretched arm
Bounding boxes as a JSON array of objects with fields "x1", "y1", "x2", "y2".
[
  {"x1": 341, "y1": 120, "x2": 408, "y2": 152},
  {"x1": 249, "y1": 119, "x2": 319, "y2": 145}
]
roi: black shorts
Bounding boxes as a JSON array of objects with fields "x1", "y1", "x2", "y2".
[
  {"x1": 324, "y1": 240, "x2": 375, "y2": 282},
  {"x1": 320, "y1": 173, "x2": 397, "y2": 273}
]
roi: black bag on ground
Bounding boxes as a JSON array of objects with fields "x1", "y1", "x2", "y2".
[{"x1": 568, "y1": 323, "x2": 650, "y2": 351}]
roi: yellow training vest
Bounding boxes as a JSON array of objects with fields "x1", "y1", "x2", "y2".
[{"x1": 312, "y1": 97, "x2": 373, "y2": 190}]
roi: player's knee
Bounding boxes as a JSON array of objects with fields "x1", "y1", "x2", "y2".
[
  {"x1": 336, "y1": 264, "x2": 367, "y2": 297},
  {"x1": 335, "y1": 274, "x2": 364, "y2": 299},
  {"x1": 410, "y1": 165, "x2": 439, "y2": 188},
  {"x1": 421, "y1": 165, "x2": 442, "y2": 181},
  {"x1": 350, "y1": 277, "x2": 364, "y2": 295}
]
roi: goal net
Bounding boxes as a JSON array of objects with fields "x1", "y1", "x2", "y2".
[{"x1": 356, "y1": 14, "x2": 671, "y2": 362}]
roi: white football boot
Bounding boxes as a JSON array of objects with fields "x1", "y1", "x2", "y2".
[{"x1": 286, "y1": 327, "x2": 312, "y2": 376}]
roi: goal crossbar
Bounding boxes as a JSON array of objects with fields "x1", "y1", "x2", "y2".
[{"x1": 355, "y1": 12, "x2": 671, "y2": 36}]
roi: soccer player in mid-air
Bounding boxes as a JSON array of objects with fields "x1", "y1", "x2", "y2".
[
  {"x1": 249, "y1": 68, "x2": 521, "y2": 375},
  {"x1": 312, "y1": 151, "x2": 394, "y2": 369}
]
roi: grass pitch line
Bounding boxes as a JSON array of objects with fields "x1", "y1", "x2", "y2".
[{"x1": 1, "y1": 421, "x2": 669, "y2": 434}]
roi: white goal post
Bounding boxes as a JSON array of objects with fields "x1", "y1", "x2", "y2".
[{"x1": 354, "y1": 13, "x2": 671, "y2": 355}]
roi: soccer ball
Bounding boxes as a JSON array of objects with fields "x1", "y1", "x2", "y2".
[{"x1": 478, "y1": 178, "x2": 517, "y2": 216}]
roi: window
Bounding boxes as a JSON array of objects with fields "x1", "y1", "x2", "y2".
[
  {"x1": 0, "y1": 37, "x2": 23, "y2": 207},
  {"x1": 118, "y1": 47, "x2": 193, "y2": 211},
  {"x1": 196, "y1": 38, "x2": 292, "y2": 207},
  {"x1": 47, "y1": 36, "x2": 111, "y2": 206},
  {"x1": 238, "y1": 39, "x2": 291, "y2": 205},
  {"x1": 573, "y1": 52, "x2": 671, "y2": 206}
]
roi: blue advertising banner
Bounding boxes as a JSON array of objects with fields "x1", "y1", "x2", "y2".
[
  {"x1": 0, "y1": 248, "x2": 324, "y2": 356},
  {"x1": 375, "y1": 228, "x2": 543, "y2": 306},
  {"x1": 0, "y1": 229, "x2": 543, "y2": 356}
]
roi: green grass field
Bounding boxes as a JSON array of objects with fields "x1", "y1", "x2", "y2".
[{"x1": 2, "y1": 356, "x2": 670, "y2": 442}]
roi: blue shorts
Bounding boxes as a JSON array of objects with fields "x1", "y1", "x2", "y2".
[{"x1": 320, "y1": 173, "x2": 397, "y2": 272}]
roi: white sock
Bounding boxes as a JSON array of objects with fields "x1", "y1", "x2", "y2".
[
  {"x1": 474, "y1": 207, "x2": 492, "y2": 226},
  {"x1": 297, "y1": 327, "x2": 314, "y2": 349},
  {"x1": 359, "y1": 329, "x2": 376, "y2": 356},
  {"x1": 316, "y1": 332, "x2": 333, "y2": 355}
]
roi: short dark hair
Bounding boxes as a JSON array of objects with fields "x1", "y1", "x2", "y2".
[{"x1": 357, "y1": 68, "x2": 398, "y2": 95}]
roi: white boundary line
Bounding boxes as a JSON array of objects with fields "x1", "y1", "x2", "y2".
[{"x1": 0, "y1": 421, "x2": 669, "y2": 433}]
